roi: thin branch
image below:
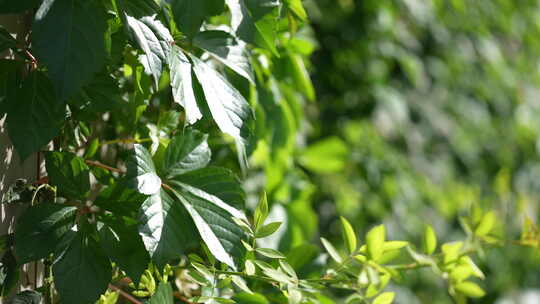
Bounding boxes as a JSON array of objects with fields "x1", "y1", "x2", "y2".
[
  {"x1": 108, "y1": 284, "x2": 142, "y2": 304},
  {"x1": 101, "y1": 138, "x2": 152, "y2": 146},
  {"x1": 174, "y1": 292, "x2": 194, "y2": 304},
  {"x1": 85, "y1": 160, "x2": 124, "y2": 174}
]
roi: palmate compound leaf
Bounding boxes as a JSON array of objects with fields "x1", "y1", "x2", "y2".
[
  {"x1": 32, "y1": 0, "x2": 107, "y2": 101},
  {"x1": 130, "y1": 139, "x2": 247, "y2": 269}
]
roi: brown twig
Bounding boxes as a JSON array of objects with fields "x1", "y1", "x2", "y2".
[
  {"x1": 108, "y1": 284, "x2": 142, "y2": 304},
  {"x1": 173, "y1": 292, "x2": 194, "y2": 304},
  {"x1": 85, "y1": 160, "x2": 124, "y2": 174}
]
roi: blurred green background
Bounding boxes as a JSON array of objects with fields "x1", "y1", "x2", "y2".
[{"x1": 256, "y1": 0, "x2": 540, "y2": 303}]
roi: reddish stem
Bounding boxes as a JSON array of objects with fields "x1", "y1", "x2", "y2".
[
  {"x1": 85, "y1": 160, "x2": 124, "y2": 174},
  {"x1": 108, "y1": 284, "x2": 142, "y2": 304}
]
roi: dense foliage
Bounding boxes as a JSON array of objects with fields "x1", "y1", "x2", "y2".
[{"x1": 0, "y1": 0, "x2": 539, "y2": 304}]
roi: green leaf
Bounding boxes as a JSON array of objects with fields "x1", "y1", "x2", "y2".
[
  {"x1": 475, "y1": 211, "x2": 496, "y2": 236},
  {"x1": 366, "y1": 224, "x2": 385, "y2": 261},
  {"x1": 116, "y1": 0, "x2": 159, "y2": 18},
  {"x1": 244, "y1": 259, "x2": 256, "y2": 275},
  {"x1": 125, "y1": 15, "x2": 173, "y2": 86},
  {"x1": 170, "y1": 167, "x2": 245, "y2": 210},
  {"x1": 53, "y1": 232, "x2": 112, "y2": 304},
  {"x1": 372, "y1": 292, "x2": 395, "y2": 304},
  {"x1": 299, "y1": 137, "x2": 349, "y2": 174},
  {"x1": 169, "y1": 46, "x2": 202, "y2": 124},
  {"x1": 6, "y1": 71, "x2": 64, "y2": 161},
  {"x1": 163, "y1": 129, "x2": 211, "y2": 178},
  {"x1": 454, "y1": 281, "x2": 486, "y2": 298},
  {"x1": 255, "y1": 248, "x2": 285, "y2": 259},
  {"x1": 0, "y1": 27, "x2": 16, "y2": 53},
  {"x1": 32, "y1": 0, "x2": 107, "y2": 101},
  {"x1": 320, "y1": 237, "x2": 342, "y2": 263},
  {"x1": 94, "y1": 182, "x2": 146, "y2": 218},
  {"x1": 254, "y1": 193, "x2": 268, "y2": 230},
  {"x1": 71, "y1": 71, "x2": 122, "y2": 116},
  {"x1": 167, "y1": 0, "x2": 225, "y2": 38},
  {"x1": 170, "y1": 187, "x2": 247, "y2": 269},
  {"x1": 226, "y1": 0, "x2": 280, "y2": 56},
  {"x1": 0, "y1": 0, "x2": 41, "y2": 13},
  {"x1": 99, "y1": 218, "x2": 150, "y2": 285},
  {"x1": 12, "y1": 290, "x2": 42, "y2": 304},
  {"x1": 148, "y1": 282, "x2": 173, "y2": 304},
  {"x1": 232, "y1": 275, "x2": 252, "y2": 294},
  {"x1": 233, "y1": 292, "x2": 269, "y2": 304},
  {"x1": 340, "y1": 216, "x2": 357, "y2": 254},
  {"x1": 0, "y1": 250, "x2": 20, "y2": 297},
  {"x1": 193, "y1": 30, "x2": 255, "y2": 83},
  {"x1": 0, "y1": 60, "x2": 22, "y2": 115},
  {"x1": 126, "y1": 144, "x2": 162, "y2": 195},
  {"x1": 190, "y1": 54, "x2": 254, "y2": 165},
  {"x1": 138, "y1": 189, "x2": 199, "y2": 267},
  {"x1": 283, "y1": 0, "x2": 307, "y2": 20},
  {"x1": 14, "y1": 203, "x2": 77, "y2": 264},
  {"x1": 45, "y1": 151, "x2": 91, "y2": 199},
  {"x1": 442, "y1": 241, "x2": 463, "y2": 264},
  {"x1": 255, "y1": 221, "x2": 282, "y2": 238},
  {"x1": 423, "y1": 225, "x2": 437, "y2": 255},
  {"x1": 287, "y1": 52, "x2": 315, "y2": 101}
]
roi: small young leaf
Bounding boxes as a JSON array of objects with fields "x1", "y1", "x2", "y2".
[
  {"x1": 232, "y1": 275, "x2": 252, "y2": 294},
  {"x1": 475, "y1": 211, "x2": 496, "y2": 237},
  {"x1": 454, "y1": 281, "x2": 486, "y2": 298},
  {"x1": 320, "y1": 237, "x2": 342, "y2": 263},
  {"x1": 245, "y1": 259, "x2": 256, "y2": 275},
  {"x1": 255, "y1": 248, "x2": 285, "y2": 259},
  {"x1": 288, "y1": 286, "x2": 302, "y2": 304},
  {"x1": 340, "y1": 216, "x2": 357, "y2": 254},
  {"x1": 254, "y1": 192, "x2": 269, "y2": 229},
  {"x1": 283, "y1": 0, "x2": 307, "y2": 20},
  {"x1": 255, "y1": 221, "x2": 282, "y2": 238},
  {"x1": 442, "y1": 242, "x2": 463, "y2": 264},
  {"x1": 372, "y1": 292, "x2": 395, "y2": 304},
  {"x1": 279, "y1": 260, "x2": 297, "y2": 280},
  {"x1": 366, "y1": 224, "x2": 385, "y2": 261},
  {"x1": 423, "y1": 225, "x2": 437, "y2": 255}
]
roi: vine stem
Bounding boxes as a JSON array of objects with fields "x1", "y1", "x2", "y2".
[
  {"x1": 85, "y1": 160, "x2": 124, "y2": 174},
  {"x1": 101, "y1": 138, "x2": 152, "y2": 146},
  {"x1": 108, "y1": 284, "x2": 142, "y2": 304}
]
